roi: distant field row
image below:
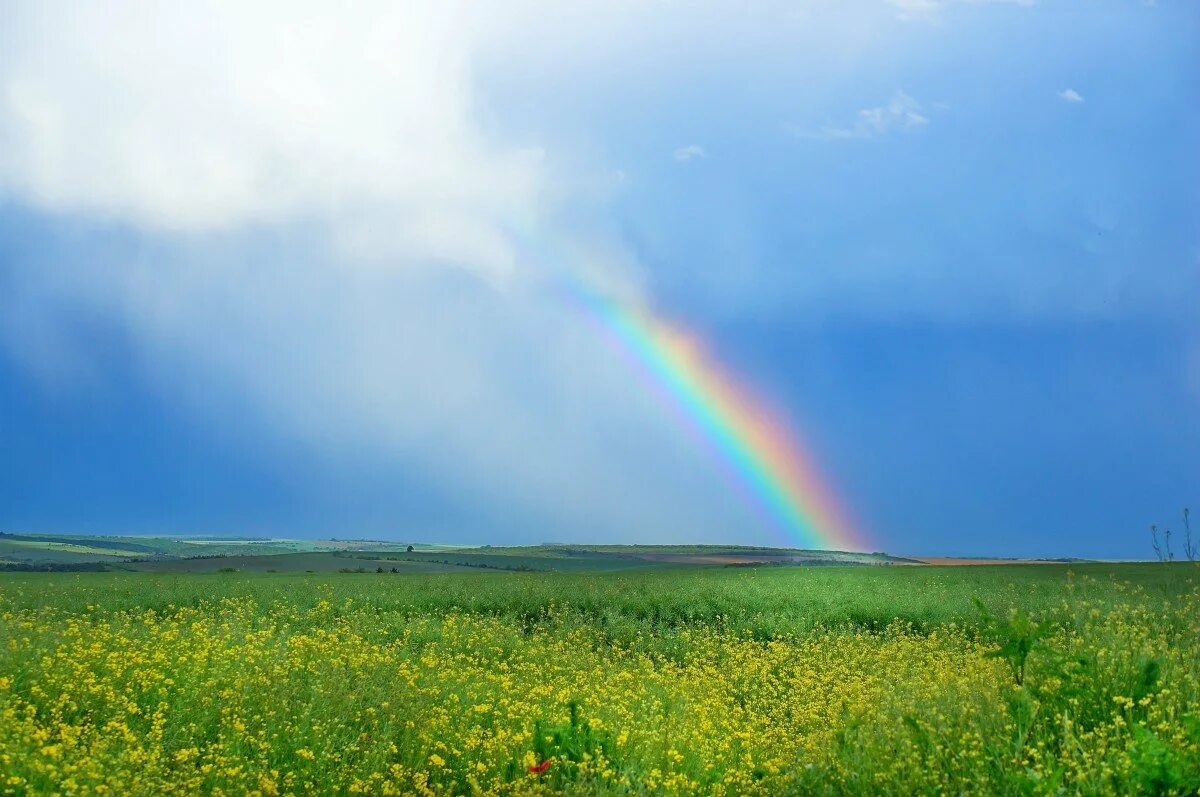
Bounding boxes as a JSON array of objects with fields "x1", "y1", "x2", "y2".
[
  {"x1": 2, "y1": 562, "x2": 1193, "y2": 633},
  {"x1": 0, "y1": 532, "x2": 422, "y2": 568},
  {"x1": 0, "y1": 532, "x2": 911, "y2": 572}
]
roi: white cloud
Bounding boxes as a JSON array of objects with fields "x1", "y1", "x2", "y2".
[
  {"x1": 672, "y1": 144, "x2": 707, "y2": 162},
  {"x1": 0, "y1": 1, "x2": 543, "y2": 280},
  {"x1": 0, "y1": 0, "x2": 778, "y2": 542},
  {"x1": 1059, "y1": 88, "x2": 1085, "y2": 103},
  {"x1": 794, "y1": 91, "x2": 929, "y2": 140}
]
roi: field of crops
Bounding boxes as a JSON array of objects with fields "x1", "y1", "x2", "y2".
[
  {"x1": 1, "y1": 564, "x2": 1198, "y2": 795},
  {"x1": 0, "y1": 533, "x2": 428, "y2": 569},
  {"x1": 0, "y1": 534, "x2": 904, "y2": 573}
]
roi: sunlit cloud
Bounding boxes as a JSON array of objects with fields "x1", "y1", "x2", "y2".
[{"x1": 790, "y1": 91, "x2": 929, "y2": 140}]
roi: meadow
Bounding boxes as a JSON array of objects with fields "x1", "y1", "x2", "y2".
[{"x1": 1, "y1": 563, "x2": 1197, "y2": 795}]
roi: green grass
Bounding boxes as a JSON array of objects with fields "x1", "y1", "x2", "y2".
[
  {"x1": 1, "y1": 562, "x2": 1192, "y2": 633},
  {"x1": 357, "y1": 550, "x2": 671, "y2": 572},
  {"x1": 2, "y1": 563, "x2": 1197, "y2": 794},
  {"x1": 0, "y1": 539, "x2": 150, "y2": 558},
  {"x1": 123, "y1": 553, "x2": 477, "y2": 574}
]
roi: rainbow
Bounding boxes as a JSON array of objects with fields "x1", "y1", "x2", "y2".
[{"x1": 510, "y1": 227, "x2": 866, "y2": 552}]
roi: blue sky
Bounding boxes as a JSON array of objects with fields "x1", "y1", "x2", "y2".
[{"x1": 1, "y1": 1, "x2": 1196, "y2": 557}]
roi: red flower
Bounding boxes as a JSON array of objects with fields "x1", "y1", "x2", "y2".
[{"x1": 528, "y1": 759, "x2": 553, "y2": 774}]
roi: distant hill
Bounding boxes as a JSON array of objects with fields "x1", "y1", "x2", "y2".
[
  {"x1": 0, "y1": 532, "x2": 923, "y2": 572},
  {"x1": 0, "y1": 532, "x2": 414, "y2": 570}
]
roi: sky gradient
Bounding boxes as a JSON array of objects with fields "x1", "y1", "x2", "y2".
[{"x1": 1, "y1": 1, "x2": 1197, "y2": 557}]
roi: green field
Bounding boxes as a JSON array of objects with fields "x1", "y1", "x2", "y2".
[
  {"x1": 126, "y1": 553, "x2": 476, "y2": 575},
  {"x1": 1, "y1": 562, "x2": 1197, "y2": 794},
  {"x1": 0, "y1": 532, "x2": 435, "y2": 569}
]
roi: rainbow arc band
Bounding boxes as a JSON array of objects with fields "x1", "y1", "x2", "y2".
[
  {"x1": 563, "y1": 277, "x2": 865, "y2": 553},
  {"x1": 508, "y1": 221, "x2": 865, "y2": 551}
]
